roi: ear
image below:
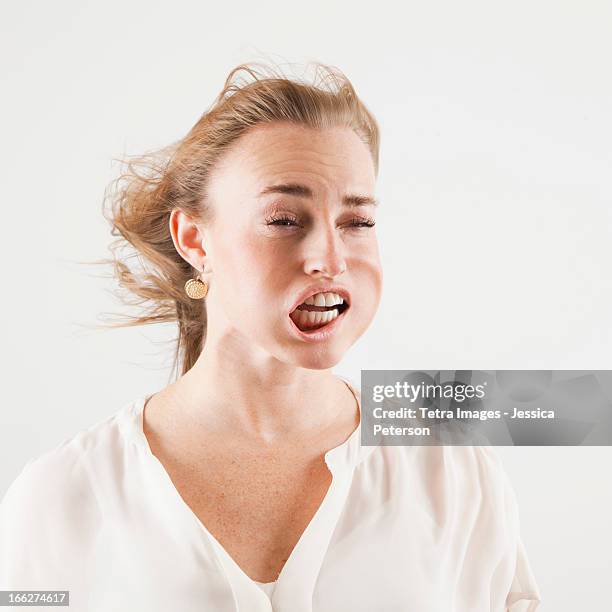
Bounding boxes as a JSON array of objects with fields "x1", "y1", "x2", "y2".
[{"x1": 168, "y1": 209, "x2": 210, "y2": 272}]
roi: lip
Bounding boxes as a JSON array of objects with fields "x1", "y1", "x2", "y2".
[
  {"x1": 288, "y1": 284, "x2": 351, "y2": 314},
  {"x1": 287, "y1": 303, "x2": 349, "y2": 343}
]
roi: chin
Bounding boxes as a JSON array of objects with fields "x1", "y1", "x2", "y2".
[
  {"x1": 294, "y1": 349, "x2": 346, "y2": 371},
  {"x1": 283, "y1": 333, "x2": 357, "y2": 370}
]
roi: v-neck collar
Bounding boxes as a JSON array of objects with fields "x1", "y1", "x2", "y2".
[{"x1": 118, "y1": 375, "x2": 375, "y2": 611}]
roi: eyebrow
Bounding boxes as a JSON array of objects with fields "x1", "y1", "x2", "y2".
[{"x1": 258, "y1": 183, "x2": 379, "y2": 207}]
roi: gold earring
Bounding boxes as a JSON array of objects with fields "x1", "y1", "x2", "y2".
[{"x1": 184, "y1": 275, "x2": 209, "y2": 300}]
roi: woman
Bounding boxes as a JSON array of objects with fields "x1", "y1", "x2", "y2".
[{"x1": 0, "y1": 62, "x2": 540, "y2": 611}]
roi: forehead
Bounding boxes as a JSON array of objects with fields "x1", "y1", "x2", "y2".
[{"x1": 211, "y1": 122, "x2": 376, "y2": 194}]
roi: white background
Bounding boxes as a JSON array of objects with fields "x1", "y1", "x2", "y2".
[{"x1": 1, "y1": 1, "x2": 611, "y2": 609}]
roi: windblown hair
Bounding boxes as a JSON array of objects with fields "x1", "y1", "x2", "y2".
[{"x1": 98, "y1": 61, "x2": 380, "y2": 380}]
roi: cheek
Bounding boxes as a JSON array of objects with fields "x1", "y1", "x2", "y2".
[
  {"x1": 363, "y1": 268, "x2": 384, "y2": 320},
  {"x1": 239, "y1": 236, "x2": 291, "y2": 290},
  {"x1": 216, "y1": 235, "x2": 289, "y2": 315},
  {"x1": 215, "y1": 226, "x2": 265, "y2": 279},
  {"x1": 353, "y1": 246, "x2": 384, "y2": 309},
  {"x1": 372, "y1": 253, "x2": 384, "y2": 300}
]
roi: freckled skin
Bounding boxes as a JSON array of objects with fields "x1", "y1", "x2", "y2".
[{"x1": 143, "y1": 122, "x2": 383, "y2": 583}]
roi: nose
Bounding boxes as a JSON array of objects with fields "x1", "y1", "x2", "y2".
[{"x1": 303, "y1": 223, "x2": 347, "y2": 278}]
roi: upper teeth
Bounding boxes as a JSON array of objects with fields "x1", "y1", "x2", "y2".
[{"x1": 302, "y1": 292, "x2": 344, "y2": 307}]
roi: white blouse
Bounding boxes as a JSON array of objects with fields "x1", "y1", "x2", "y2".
[{"x1": 0, "y1": 377, "x2": 541, "y2": 611}]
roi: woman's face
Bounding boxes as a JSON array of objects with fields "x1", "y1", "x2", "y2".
[{"x1": 200, "y1": 121, "x2": 383, "y2": 369}]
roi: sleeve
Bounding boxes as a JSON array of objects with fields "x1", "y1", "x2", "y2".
[
  {"x1": 475, "y1": 445, "x2": 541, "y2": 612},
  {"x1": 0, "y1": 447, "x2": 101, "y2": 591},
  {"x1": 490, "y1": 449, "x2": 541, "y2": 612},
  {"x1": 504, "y1": 536, "x2": 541, "y2": 612}
]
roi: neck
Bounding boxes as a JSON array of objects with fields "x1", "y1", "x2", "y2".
[{"x1": 166, "y1": 335, "x2": 353, "y2": 442}]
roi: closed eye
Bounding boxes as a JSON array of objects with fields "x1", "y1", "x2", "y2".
[
  {"x1": 268, "y1": 216, "x2": 299, "y2": 226},
  {"x1": 266, "y1": 216, "x2": 375, "y2": 228},
  {"x1": 347, "y1": 218, "x2": 376, "y2": 228}
]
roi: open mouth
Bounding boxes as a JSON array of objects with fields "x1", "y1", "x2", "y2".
[{"x1": 289, "y1": 292, "x2": 350, "y2": 332}]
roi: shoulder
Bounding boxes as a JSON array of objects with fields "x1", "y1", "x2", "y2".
[
  {"x1": 0, "y1": 398, "x2": 142, "y2": 585},
  {"x1": 1, "y1": 396, "x2": 143, "y2": 509},
  {"x1": 368, "y1": 442, "x2": 511, "y2": 480},
  {"x1": 3, "y1": 399, "x2": 135, "y2": 498},
  {"x1": 364, "y1": 444, "x2": 521, "y2": 528}
]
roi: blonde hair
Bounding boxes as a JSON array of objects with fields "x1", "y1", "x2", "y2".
[{"x1": 98, "y1": 61, "x2": 380, "y2": 379}]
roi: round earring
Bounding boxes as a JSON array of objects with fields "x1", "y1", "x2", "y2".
[{"x1": 184, "y1": 274, "x2": 209, "y2": 300}]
